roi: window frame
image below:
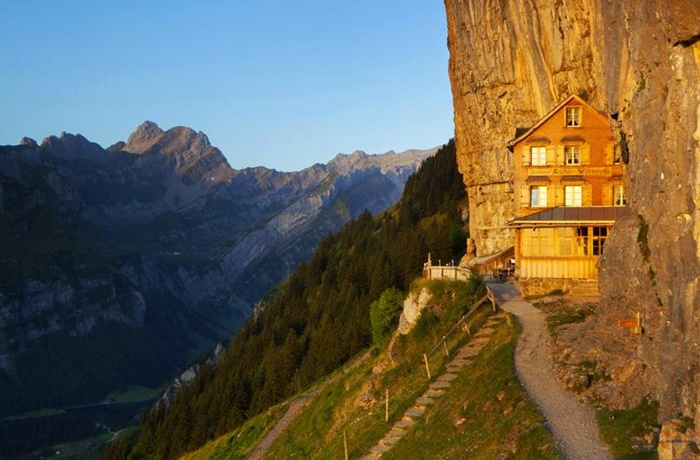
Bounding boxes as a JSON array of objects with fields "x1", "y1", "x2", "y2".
[
  {"x1": 530, "y1": 185, "x2": 548, "y2": 208},
  {"x1": 530, "y1": 146, "x2": 547, "y2": 166},
  {"x1": 565, "y1": 106, "x2": 582, "y2": 127},
  {"x1": 613, "y1": 184, "x2": 626, "y2": 206},
  {"x1": 613, "y1": 145, "x2": 622, "y2": 164},
  {"x1": 592, "y1": 226, "x2": 608, "y2": 256},
  {"x1": 564, "y1": 185, "x2": 582, "y2": 206},
  {"x1": 565, "y1": 145, "x2": 581, "y2": 165}
]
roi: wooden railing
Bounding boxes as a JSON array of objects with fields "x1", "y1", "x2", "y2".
[
  {"x1": 425, "y1": 287, "x2": 497, "y2": 360},
  {"x1": 423, "y1": 265, "x2": 472, "y2": 283}
]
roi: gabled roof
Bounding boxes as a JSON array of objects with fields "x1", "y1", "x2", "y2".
[
  {"x1": 507, "y1": 94, "x2": 609, "y2": 150},
  {"x1": 509, "y1": 206, "x2": 626, "y2": 227}
]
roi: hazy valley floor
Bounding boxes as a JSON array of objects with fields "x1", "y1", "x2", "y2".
[{"x1": 490, "y1": 283, "x2": 611, "y2": 460}]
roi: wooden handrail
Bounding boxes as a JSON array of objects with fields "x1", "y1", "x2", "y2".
[{"x1": 426, "y1": 287, "x2": 496, "y2": 359}]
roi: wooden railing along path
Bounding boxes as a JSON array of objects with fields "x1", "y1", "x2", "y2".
[{"x1": 425, "y1": 287, "x2": 497, "y2": 360}]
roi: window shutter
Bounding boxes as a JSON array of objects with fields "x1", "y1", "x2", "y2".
[
  {"x1": 581, "y1": 144, "x2": 591, "y2": 165},
  {"x1": 522, "y1": 146, "x2": 531, "y2": 166},
  {"x1": 556, "y1": 145, "x2": 565, "y2": 165},
  {"x1": 603, "y1": 184, "x2": 613, "y2": 206},
  {"x1": 555, "y1": 186, "x2": 565, "y2": 206},
  {"x1": 546, "y1": 145, "x2": 556, "y2": 165},
  {"x1": 521, "y1": 185, "x2": 530, "y2": 207},
  {"x1": 540, "y1": 186, "x2": 548, "y2": 207},
  {"x1": 583, "y1": 183, "x2": 593, "y2": 206},
  {"x1": 604, "y1": 143, "x2": 614, "y2": 165},
  {"x1": 546, "y1": 186, "x2": 555, "y2": 207}
]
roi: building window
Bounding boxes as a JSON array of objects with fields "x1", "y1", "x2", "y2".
[
  {"x1": 613, "y1": 145, "x2": 622, "y2": 164},
  {"x1": 576, "y1": 226, "x2": 589, "y2": 255},
  {"x1": 566, "y1": 107, "x2": 581, "y2": 127},
  {"x1": 565, "y1": 145, "x2": 581, "y2": 165},
  {"x1": 613, "y1": 185, "x2": 626, "y2": 206},
  {"x1": 522, "y1": 228, "x2": 555, "y2": 256},
  {"x1": 592, "y1": 227, "x2": 608, "y2": 255},
  {"x1": 530, "y1": 186, "x2": 548, "y2": 207},
  {"x1": 558, "y1": 227, "x2": 575, "y2": 256},
  {"x1": 565, "y1": 185, "x2": 582, "y2": 206},
  {"x1": 531, "y1": 146, "x2": 546, "y2": 166}
]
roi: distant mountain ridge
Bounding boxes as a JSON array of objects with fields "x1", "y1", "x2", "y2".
[{"x1": 0, "y1": 122, "x2": 436, "y2": 424}]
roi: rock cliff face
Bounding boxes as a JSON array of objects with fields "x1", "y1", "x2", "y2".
[
  {"x1": 445, "y1": 0, "x2": 699, "y2": 430},
  {"x1": 0, "y1": 122, "x2": 435, "y2": 414}
]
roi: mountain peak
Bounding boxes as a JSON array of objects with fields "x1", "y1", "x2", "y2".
[
  {"x1": 19, "y1": 137, "x2": 38, "y2": 149},
  {"x1": 39, "y1": 132, "x2": 105, "y2": 159},
  {"x1": 125, "y1": 121, "x2": 165, "y2": 153}
]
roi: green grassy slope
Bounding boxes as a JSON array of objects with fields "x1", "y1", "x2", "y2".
[{"x1": 184, "y1": 280, "x2": 560, "y2": 459}]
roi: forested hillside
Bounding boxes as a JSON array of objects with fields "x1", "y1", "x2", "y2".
[{"x1": 108, "y1": 139, "x2": 466, "y2": 459}]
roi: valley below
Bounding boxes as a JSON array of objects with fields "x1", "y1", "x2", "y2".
[{"x1": 0, "y1": 122, "x2": 435, "y2": 457}]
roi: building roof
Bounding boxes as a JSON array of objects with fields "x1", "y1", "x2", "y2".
[
  {"x1": 464, "y1": 246, "x2": 514, "y2": 268},
  {"x1": 509, "y1": 206, "x2": 626, "y2": 227},
  {"x1": 507, "y1": 94, "x2": 610, "y2": 150}
]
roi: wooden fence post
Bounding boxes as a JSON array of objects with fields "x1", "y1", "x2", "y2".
[
  {"x1": 423, "y1": 353, "x2": 431, "y2": 380},
  {"x1": 344, "y1": 430, "x2": 349, "y2": 460},
  {"x1": 443, "y1": 341, "x2": 449, "y2": 357}
]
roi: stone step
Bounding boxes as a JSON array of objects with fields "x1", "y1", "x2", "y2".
[
  {"x1": 370, "y1": 443, "x2": 390, "y2": 455},
  {"x1": 469, "y1": 336, "x2": 491, "y2": 345},
  {"x1": 382, "y1": 434, "x2": 402, "y2": 445},
  {"x1": 457, "y1": 349, "x2": 480, "y2": 359},
  {"x1": 474, "y1": 327, "x2": 495, "y2": 338},
  {"x1": 450, "y1": 358, "x2": 471, "y2": 367},
  {"x1": 416, "y1": 396, "x2": 435, "y2": 407},
  {"x1": 447, "y1": 362, "x2": 463, "y2": 370},
  {"x1": 405, "y1": 406, "x2": 426, "y2": 418},
  {"x1": 387, "y1": 427, "x2": 407, "y2": 437},
  {"x1": 438, "y1": 373, "x2": 458, "y2": 382},
  {"x1": 429, "y1": 381, "x2": 451, "y2": 390},
  {"x1": 395, "y1": 418, "x2": 416, "y2": 428},
  {"x1": 426, "y1": 388, "x2": 445, "y2": 398},
  {"x1": 359, "y1": 454, "x2": 381, "y2": 460},
  {"x1": 569, "y1": 284, "x2": 600, "y2": 297}
]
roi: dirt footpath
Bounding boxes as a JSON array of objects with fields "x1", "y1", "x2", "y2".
[{"x1": 489, "y1": 283, "x2": 611, "y2": 460}]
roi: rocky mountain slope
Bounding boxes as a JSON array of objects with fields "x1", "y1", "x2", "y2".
[
  {"x1": 0, "y1": 122, "x2": 434, "y2": 416},
  {"x1": 445, "y1": 0, "x2": 699, "y2": 440}
]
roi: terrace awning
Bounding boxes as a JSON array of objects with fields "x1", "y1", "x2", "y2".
[{"x1": 509, "y1": 206, "x2": 627, "y2": 227}]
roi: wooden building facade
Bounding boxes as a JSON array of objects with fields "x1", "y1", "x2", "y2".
[{"x1": 507, "y1": 95, "x2": 626, "y2": 295}]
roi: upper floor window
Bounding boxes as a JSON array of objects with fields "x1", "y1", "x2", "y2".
[
  {"x1": 566, "y1": 107, "x2": 582, "y2": 127},
  {"x1": 531, "y1": 146, "x2": 546, "y2": 166},
  {"x1": 565, "y1": 145, "x2": 581, "y2": 165},
  {"x1": 565, "y1": 185, "x2": 582, "y2": 206},
  {"x1": 613, "y1": 184, "x2": 626, "y2": 206},
  {"x1": 530, "y1": 185, "x2": 548, "y2": 207}
]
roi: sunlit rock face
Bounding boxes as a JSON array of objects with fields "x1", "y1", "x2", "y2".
[{"x1": 445, "y1": 0, "x2": 700, "y2": 425}]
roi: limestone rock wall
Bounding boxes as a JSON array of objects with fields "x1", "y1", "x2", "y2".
[{"x1": 445, "y1": 0, "x2": 700, "y2": 426}]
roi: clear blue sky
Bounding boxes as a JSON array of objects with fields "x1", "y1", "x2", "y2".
[{"x1": 0, "y1": 1, "x2": 453, "y2": 171}]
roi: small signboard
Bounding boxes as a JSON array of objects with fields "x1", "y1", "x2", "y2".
[{"x1": 617, "y1": 312, "x2": 642, "y2": 334}]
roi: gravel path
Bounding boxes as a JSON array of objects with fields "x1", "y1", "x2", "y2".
[{"x1": 489, "y1": 283, "x2": 611, "y2": 460}]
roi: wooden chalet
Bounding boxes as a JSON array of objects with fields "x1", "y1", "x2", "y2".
[{"x1": 507, "y1": 95, "x2": 627, "y2": 296}]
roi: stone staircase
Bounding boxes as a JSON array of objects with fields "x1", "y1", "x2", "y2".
[
  {"x1": 360, "y1": 313, "x2": 507, "y2": 459},
  {"x1": 568, "y1": 281, "x2": 600, "y2": 297}
]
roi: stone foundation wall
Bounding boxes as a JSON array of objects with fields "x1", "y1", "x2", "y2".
[{"x1": 518, "y1": 277, "x2": 596, "y2": 298}]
